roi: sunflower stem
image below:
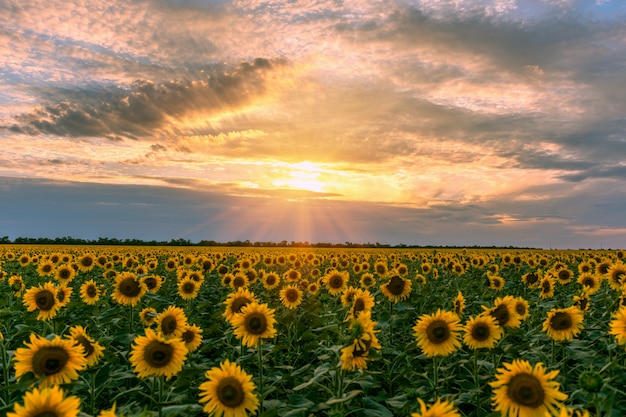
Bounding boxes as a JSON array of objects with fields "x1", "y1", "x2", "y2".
[
  {"x1": 90, "y1": 369, "x2": 96, "y2": 416},
  {"x1": 258, "y1": 343, "x2": 264, "y2": 413},
  {"x1": 473, "y1": 349, "x2": 480, "y2": 415},
  {"x1": 159, "y1": 376, "x2": 164, "y2": 417},
  {"x1": 129, "y1": 305, "x2": 135, "y2": 335},
  {"x1": 1, "y1": 338, "x2": 9, "y2": 405},
  {"x1": 433, "y1": 356, "x2": 439, "y2": 396}
]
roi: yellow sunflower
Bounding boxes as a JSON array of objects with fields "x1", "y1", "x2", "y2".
[
  {"x1": 7, "y1": 386, "x2": 81, "y2": 417},
  {"x1": 512, "y1": 296, "x2": 530, "y2": 321},
  {"x1": 261, "y1": 272, "x2": 281, "y2": 290},
  {"x1": 22, "y1": 281, "x2": 61, "y2": 321},
  {"x1": 540, "y1": 275, "x2": 555, "y2": 299},
  {"x1": 279, "y1": 285, "x2": 303, "y2": 310},
  {"x1": 381, "y1": 274, "x2": 412, "y2": 303},
  {"x1": 155, "y1": 306, "x2": 189, "y2": 339},
  {"x1": 79, "y1": 279, "x2": 102, "y2": 305},
  {"x1": 140, "y1": 274, "x2": 164, "y2": 293},
  {"x1": 9, "y1": 274, "x2": 25, "y2": 297},
  {"x1": 129, "y1": 328, "x2": 187, "y2": 380},
  {"x1": 347, "y1": 289, "x2": 375, "y2": 320},
  {"x1": 411, "y1": 398, "x2": 461, "y2": 417},
  {"x1": 231, "y1": 302, "x2": 277, "y2": 348},
  {"x1": 522, "y1": 271, "x2": 541, "y2": 288},
  {"x1": 177, "y1": 277, "x2": 201, "y2": 300},
  {"x1": 111, "y1": 272, "x2": 146, "y2": 306},
  {"x1": 14, "y1": 333, "x2": 87, "y2": 387},
  {"x1": 359, "y1": 273, "x2": 375, "y2": 289},
  {"x1": 323, "y1": 270, "x2": 349, "y2": 296},
  {"x1": 55, "y1": 284, "x2": 72, "y2": 308},
  {"x1": 609, "y1": 306, "x2": 626, "y2": 346},
  {"x1": 230, "y1": 273, "x2": 249, "y2": 291},
  {"x1": 340, "y1": 311, "x2": 381, "y2": 371},
  {"x1": 139, "y1": 307, "x2": 158, "y2": 327},
  {"x1": 413, "y1": 309, "x2": 462, "y2": 358},
  {"x1": 67, "y1": 325, "x2": 105, "y2": 367},
  {"x1": 198, "y1": 359, "x2": 259, "y2": 417},
  {"x1": 97, "y1": 402, "x2": 119, "y2": 417},
  {"x1": 180, "y1": 324, "x2": 203, "y2": 353},
  {"x1": 223, "y1": 288, "x2": 258, "y2": 323},
  {"x1": 453, "y1": 291, "x2": 465, "y2": 317},
  {"x1": 36, "y1": 260, "x2": 56, "y2": 277},
  {"x1": 462, "y1": 314, "x2": 503, "y2": 350},
  {"x1": 373, "y1": 260, "x2": 389, "y2": 277},
  {"x1": 484, "y1": 296, "x2": 522, "y2": 329},
  {"x1": 77, "y1": 253, "x2": 96, "y2": 273},
  {"x1": 490, "y1": 359, "x2": 567, "y2": 417},
  {"x1": 577, "y1": 273, "x2": 601, "y2": 295},
  {"x1": 542, "y1": 306, "x2": 584, "y2": 342},
  {"x1": 607, "y1": 262, "x2": 626, "y2": 290}
]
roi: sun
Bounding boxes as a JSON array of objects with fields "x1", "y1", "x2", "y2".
[{"x1": 272, "y1": 161, "x2": 327, "y2": 193}]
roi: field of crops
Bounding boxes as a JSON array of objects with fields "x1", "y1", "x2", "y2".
[{"x1": 1, "y1": 245, "x2": 626, "y2": 417}]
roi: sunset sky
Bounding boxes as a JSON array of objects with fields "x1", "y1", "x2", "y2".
[{"x1": 1, "y1": 0, "x2": 625, "y2": 248}]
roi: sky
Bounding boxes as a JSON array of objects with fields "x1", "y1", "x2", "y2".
[{"x1": 1, "y1": 0, "x2": 626, "y2": 249}]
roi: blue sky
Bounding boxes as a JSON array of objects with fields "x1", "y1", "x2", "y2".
[{"x1": 1, "y1": 0, "x2": 625, "y2": 248}]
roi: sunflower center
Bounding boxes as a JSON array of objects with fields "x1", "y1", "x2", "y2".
[
  {"x1": 328, "y1": 275, "x2": 344, "y2": 289},
  {"x1": 233, "y1": 277, "x2": 245, "y2": 288},
  {"x1": 32, "y1": 347, "x2": 69, "y2": 376},
  {"x1": 74, "y1": 335, "x2": 95, "y2": 357},
  {"x1": 285, "y1": 289, "x2": 299, "y2": 303},
  {"x1": 558, "y1": 270, "x2": 570, "y2": 281},
  {"x1": 56, "y1": 290, "x2": 66, "y2": 303},
  {"x1": 119, "y1": 278, "x2": 141, "y2": 297},
  {"x1": 526, "y1": 273, "x2": 538, "y2": 284},
  {"x1": 266, "y1": 276, "x2": 276, "y2": 286},
  {"x1": 386, "y1": 276, "x2": 405, "y2": 295},
  {"x1": 85, "y1": 284, "x2": 97, "y2": 297},
  {"x1": 143, "y1": 278, "x2": 157, "y2": 290},
  {"x1": 426, "y1": 320, "x2": 450, "y2": 344},
  {"x1": 217, "y1": 376, "x2": 245, "y2": 408},
  {"x1": 582, "y1": 277, "x2": 595, "y2": 288},
  {"x1": 507, "y1": 373, "x2": 545, "y2": 408},
  {"x1": 161, "y1": 316, "x2": 178, "y2": 335},
  {"x1": 550, "y1": 312, "x2": 572, "y2": 331},
  {"x1": 471, "y1": 323, "x2": 490, "y2": 341},
  {"x1": 490, "y1": 304, "x2": 510, "y2": 326},
  {"x1": 81, "y1": 257, "x2": 93, "y2": 267},
  {"x1": 353, "y1": 298, "x2": 365, "y2": 314},
  {"x1": 245, "y1": 313, "x2": 267, "y2": 335},
  {"x1": 182, "y1": 330, "x2": 195, "y2": 343},
  {"x1": 515, "y1": 303, "x2": 526, "y2": 316},
  {"x1": 230, "y1": 297, "x2": 251, "y2": 315},
  {"x1": 36, "y1": 290, "x2": 56, "y2": 311},
  {"x1": 144, "y1": 340, "x2": 174, "y2": 368},
  {"x1": 42, "y1": 264, "x2": 52, "y2": 273},
  {"x1": 182, "y1": 282, "x2": 196, "y2": 294}
]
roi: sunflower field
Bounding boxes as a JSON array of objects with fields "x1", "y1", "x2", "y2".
[{"x1": 1, "y1": 245, "x2": 626, "y2": 417}]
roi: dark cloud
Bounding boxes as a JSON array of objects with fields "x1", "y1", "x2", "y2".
[{"x1": 9, "y1": 58, "x2": 287, "y2": 139}]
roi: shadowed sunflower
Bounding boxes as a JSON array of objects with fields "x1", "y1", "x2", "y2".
[
  {"x1": 347, "y1": 288, "x2": 375, "y2": 320},
  {"x1": 490, "y1": 359, "x2": 567, "y2": 417},
  {"x1": 609, "y1": 306, "x2": 626, "y2": 346},
  {"x1": 223, "y1": 288, "x2": 258, "y2": 323},
  {"x1": 55, "y1": 284, "x2": 72, "y2": 308},
  {"x1": 543, "y1": 306, "x2": 584, "y2": 342},
  {"x1": 180, "y1": 324, "x2": 203, "y2": 353},
  {"x1": 129, "y1": 328, "x2": 187, "y2": 380},
  {"x1": 324, "y1": 270, "x2": 349, "y2": 296},
  {"x1": 307, "y1": 281, "x2": 320, "y2": 295},
  {"x1": 177, "y1": 277, "x2": 201, "y2": 300},
  {"x1": 23, "y1": 282, "x2": 61, "y2": 321},
  {"x1": 14, "y1": 333, "x2": 87, "y2": 387},
  {"x1": 7, "y1": 385, "x2": 81, "y2": 417},
  {"x1": 139, "y1": 307, "x2": 158, "y2": 327},
  {"x1": 111, "y1": 272, "x2": 146, "y2": 306},
  {"x1": 67, "y1": 325, "x2": 105, "y2": 367},
  {"x1": 381, "y1": 274, "x2": 412, "y2": 303},
  {"x1": 540, "y1": 275, "x2": 555, "y2": 299},
  {"x1": 198, "y1": 359, "x2": 259, "y2": 417},
  {"x1": 453, "y1": 291, "x2": 465, "y2": 318},
  {"x1": 413, "y1": 309, "x2": 462, "y2": 358},
  {"x1": 411, "y1": 398, "x2": 461, "y2": 417},
  {"x1": 231, "y1": 302, "x2": 277, "y2": 348},
  {"x1": 522, "y1": 271, "x2": 541, "y2": 288},
  {"x1": 572, "y1": 293, "x2": 590, "y2": 312},
  {"x1": 340, "y1": 311, "x2": 381, "y2": 371},
  {"x1": 463, "y1": 314, "x2": 503, "y2": 350},
  {"x1": 577, "y1": 273, "x2": 601, "y2": 295},
  {"x1": 9, "y1": 274, "x2": 26, "y2": 297},
  {"x1": 279, "y1": 285, "x2": 303, "y2": 309},
  {"x1": 79, "y1": 279, "x2": 102, "y2": 305},
  {"x1": 156, "y1": 306, "x2": 189, "y2": 339}
]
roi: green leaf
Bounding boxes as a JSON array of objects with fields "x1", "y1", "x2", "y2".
[{"x1": 362, "y1": 397, "x2": 393, "y2": 417}]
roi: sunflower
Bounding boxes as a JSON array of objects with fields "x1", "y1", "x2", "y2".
[
  {"x1": 230, "y1": 273, "x2": 249, "y2": 291},
  {"x1": 139, "y1": 307, "x2": 158, "y2": 327},
  {"x1": 198, "y1": 359, "x2": 259, "y2": 417},
  {"x1": 140, "y1": 274, "x2": 164, "y2": 293},
  {"x1": 156, "y1": 306, "x2": 189, "y2": 339},
  {"x1": 223, "y1": 288, "x2": 258, "y2": 322},
  {"x1": 462, "y1": 314, "x2": 503, "y2": 350},
  {"x1": 7, "y1": 386, "x2": 81, "y2": 417},
  {"x1": 340, "y1": 311, "x2": 381, "y2": 371},
  {"x1": 411, "y1": 398, "x2": 461, "y2": 417},
  {"x1": 283, "y1": 268, "x2": 301, "y2": 283},
  {"x1": 413, "y1": 309, "x2": 462, "y2": 358},
  {"x1": 542, "y1": 306, "x2": 584, "y2": 342},
  {"x1": 261, "y1": 272, "x2": 280, "y2": 290},
  {"x1": 279, "y1": 285, "x2": 303, "y2": 310},
  {"x1": 381, "y1": 274, "x2": 412, "y2": 303},
  {"x1": 490, "y1": 359, "x2": 567, "y2": 417},
  {"x1": 9, "y1": 274, "x2": 25, "y2": 296},
  {"x1": 18, "y1": 254, "x2": 31, "y2": 267},
  {"x1": 14, "y1": 333, "x2": 87, "y2": 387},
  {"x1": 539, "y1": 275, "x2": 555, "y2": 299},
  {"x1": 111, "y1": 272, "x2": 146, "y2": 306},
  {"x1": 77, "y1": 253, "x2": 96, "y2": 272},
  {"x1": 522, "y1": 271, "x2": 541, "y2": 288},
  {"x1": 512, "y1": 297, "x2": 530, "y2": 321},
  {"x1": 609, "y1": 306, "x2": 626, "y2": 346},
  {"x1": 177, "y1": 277, "x2": 201, "y2": 300},
  {"x1": 374, "y1": 260, "x2": 389, "y2": 277},
  {"x1": 307, "y1": 281, "x2": 320, "y2": 295},
  {"x1": 577, "y1": 273, "x2": 601, "y2": 295},
  {"x1": 347, "y1": 289, "x2": 375, "y2": 320},
  {"x1": 572, "y1": 293, "x2": 590, "y2": 312},
  {"x1": 488, "y1": 275, "x2": 505, "y2": 291},
  {"x1": 180, "y1": 324, "x2": 203, "y2": 353},
  {"x1": 36, "y1": 260, "x2": 56, "y2": 277},
  {"x1": 484, "y1": 296, "x2": 521, "y2": 329},
  {"x1": 359, "y1": 273, "x2": 375, "y2": 289},
  {"x1": 595, "y1": 261, "x2": 611, "y2": 277},
  {"x1": 231, "y1": 302, "x2": 277, "y2": 348},
  {"x1": 79, "y1": 279, "x2": 102, "y2": 305},
  {"x1": 97, "y1": 403, "x2": 119, "y2": 417},
  {"x1": 22, "y1": 281, "x2": 61, "y2": 321},
  {"x1": 129, "y1": 328, "x2": 187, "y2": 380},
  {"x1": 607, "y1": 262, "x2": 626, "y2": 290},
  {"x1": 453, "y1": 291, "x2": 465, "y2": 317},
  {"x1": 340, "y1": 286, "x2": 360, "y2": 307},
  {"x1": 55, "y1": 285, "x2": 72, "y2": 308},
  {"x1": 323, "y1": 270, "x2": 349, "y2": 296},
  {"x1": 67, "y1": 325, "x2": 105, "y2": 367}
]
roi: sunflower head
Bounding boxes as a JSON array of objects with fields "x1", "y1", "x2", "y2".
[
  {"x1": 542, "y1": 306, "x2": 584, "y2": 342},
  {"x1": 231, "y1": 302, "x2": 277, "y2": 348},
  {"x1": 577, "y1": 370, "x2": 603, "y2": 393},
  {"x1": 7, "y1": 386, "x2": 81, "y2": 417},
  {"x1": 129, "y1": 328, "x2": 188, "y2": 380},
  {"x1": 198, "y1": 359, "x2": 259, "y2": 417},
  {"x1": 413, "y1": 309, "x2": 462, "y2": 358}
]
